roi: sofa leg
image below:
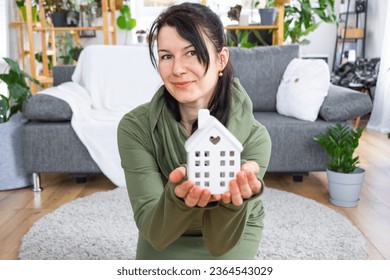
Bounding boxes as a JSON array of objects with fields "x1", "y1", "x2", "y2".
[
  {"x1": 32, "y1": 173, "x2": 42, "y2": 192},
  {"x1": 75, "y1": 176, "x2": 87, "y2": 184},
  {"x1": 292, "y1": 173, "x2": 308, "y2": 182}
]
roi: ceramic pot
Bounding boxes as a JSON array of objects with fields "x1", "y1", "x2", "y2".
[
  {"x1": 259, "y1": 7, "x2": 278, "y2": 25},
  {"x1": 52, "y1": 12, "x2": 67, "y2": 27},
  {"x1": 326, "y1": 167, "x2": 365, "y2": 207}
]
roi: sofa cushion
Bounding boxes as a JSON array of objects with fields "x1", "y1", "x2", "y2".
[
  {"x1": 276, "y1": 58, "x2": 330, "y2": 122},
  {"x1": 228, "y1": 44, "x2": 300, "y2": 112},
  {"x1": 254, "y1": 112, "x2": 333, "y2": 172},
  {"x1": 23, "y1": 94, "x2": 72, "y2": 121},
  {"x1": 319, "y1": 84, "x2": 373, "y2": 121}
]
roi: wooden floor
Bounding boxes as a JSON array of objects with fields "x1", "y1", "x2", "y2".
[{"x1": 0, "y1": 122, "x2": 389, "y2": 260}]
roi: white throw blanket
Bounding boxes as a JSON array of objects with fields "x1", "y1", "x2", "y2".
[{"x1": 39, "y1": 45, "x2": 162, "y2": 187}]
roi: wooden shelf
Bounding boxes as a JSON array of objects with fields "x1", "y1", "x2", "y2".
[
  {"x1": 224, "y1": 0, "x2": 290, "y2": 46},
  {"x1": 22, "y1": 0, "x2": 117, "y2": 94},
  {"x1": 37, "y1": 75, "x2": 53, "y2": 84}
]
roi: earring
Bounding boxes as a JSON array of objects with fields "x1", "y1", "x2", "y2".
[{"x1": 218, "y1": 71, "x2": 223, "y2": 77}]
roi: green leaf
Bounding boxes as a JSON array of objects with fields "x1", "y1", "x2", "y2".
[
  {"x1": 313, "y1": 123, "x2": 363, "y2": 173},
  {"x1": 0, "y1": 94, "x2": 10, "y2": 122},
  {"x1": 117, "y1": 5, "x2": 136, "y2": 31},
  {"x1": 0, "y1": 57, "x2": 40, "y2": 123}
]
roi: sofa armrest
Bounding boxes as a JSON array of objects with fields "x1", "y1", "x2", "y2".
[
  {"x1": 319, "y1": 84, "x2": 373, "y2": 121},
  {"x1": 53, "y1": 65, "x2": 76, "y2": 86},
  {"x1": 23, "y1": 94, "x2": 72, "y2": 121}
]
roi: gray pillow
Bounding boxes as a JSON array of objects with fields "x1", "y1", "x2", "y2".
[
  {"x1": 228, "y1": 44, "x2": 300, "y2": 112},
  {"x1": 319, "y1": 84, "x2": 373, "y2": 121}
]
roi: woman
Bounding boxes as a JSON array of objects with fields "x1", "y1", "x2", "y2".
[{"x1": 117, "y1": 3, "x2": 271, "y2": 260}]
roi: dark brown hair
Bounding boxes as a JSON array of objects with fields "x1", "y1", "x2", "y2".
[{"x1": 148, "y1": 3, "x2": 233, "y2": 130}]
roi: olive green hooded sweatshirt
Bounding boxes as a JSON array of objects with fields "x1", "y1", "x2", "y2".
[{"x1": 117, "y1": 78, "x2": 271, "y2": 259}]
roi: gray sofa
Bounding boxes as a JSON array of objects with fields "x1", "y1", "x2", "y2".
[{"x1": 23, "y1": 44, "x2": 373, "y2": 191}]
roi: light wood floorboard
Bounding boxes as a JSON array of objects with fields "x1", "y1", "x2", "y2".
[{"x1": 0, "y1": 121, "x2": 389, "y2": 260}]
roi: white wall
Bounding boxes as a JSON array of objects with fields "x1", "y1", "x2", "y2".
[
  {"x1": 301, "y1": 0, "x2": 387, "y2": 69},
  {"x1": 0, "y1": 0, "x2": 8, "y2": 58},
  {"x1": 365, "y1": 0, "x2": 387, "y2": 58}
]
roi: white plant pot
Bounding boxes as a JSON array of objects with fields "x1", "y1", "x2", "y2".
[
  {"x1": 0, "y1": 113, "x2": 32, "y2": 191},
  {"x1": 326, "y1": 167, "x2": 365, "y2": 207}
]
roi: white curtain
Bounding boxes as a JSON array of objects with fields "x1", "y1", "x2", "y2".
[{"x1": 367, "y1": 2, "x2": 390, "y2": 133}]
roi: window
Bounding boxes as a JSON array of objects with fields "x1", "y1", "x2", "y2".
[
  {"x1": 143, "y1": 0, "x2": 176, "y2": 7},
  {"x1": 134, "y1": 0, "x2": 203, "y2": 30}
]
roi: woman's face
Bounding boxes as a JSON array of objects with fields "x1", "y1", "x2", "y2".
[{"x1": 157, "y1": 25, "x2": 227, "y2": 110}]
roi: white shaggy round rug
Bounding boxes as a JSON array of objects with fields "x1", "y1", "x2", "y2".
[{"x1": 19, "y1": 187, "x2": 367, "y2": 260}]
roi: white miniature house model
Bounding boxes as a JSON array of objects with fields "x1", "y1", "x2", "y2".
[{"x1": 185, "y1": 109, "x2": 243, "y2": 194}]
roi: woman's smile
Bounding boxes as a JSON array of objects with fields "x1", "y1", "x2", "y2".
[{"x1": 172, "y1": 81, "x2": 194, "y2": 89}]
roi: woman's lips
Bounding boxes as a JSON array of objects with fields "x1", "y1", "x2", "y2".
[{"x1": 172, "y1": 81, "x2": 193, "y2": 89}]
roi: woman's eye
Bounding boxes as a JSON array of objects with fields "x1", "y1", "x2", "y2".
[
  {"x1": 161, "y1": 54, "x2": 172, "y2": 60},
  {"x1": 187, "y1": 50, "x2": 197, "y2": 57}
]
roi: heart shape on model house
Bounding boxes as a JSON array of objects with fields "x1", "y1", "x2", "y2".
[{"x1": 209, "y1": 136, "x2": 221, "y2": 145}]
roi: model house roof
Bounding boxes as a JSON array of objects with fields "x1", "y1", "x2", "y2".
[{"x1": 184, "y1": 109, "x2": 243, "y2": 152}]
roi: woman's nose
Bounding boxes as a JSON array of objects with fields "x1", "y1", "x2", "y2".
[{"x1": 172, "y1": 57, "x2": 188, "y2": 76}]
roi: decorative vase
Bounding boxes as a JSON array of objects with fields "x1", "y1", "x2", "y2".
[
  {"x1": 326, "y1": 167, "x2": 365, "y2": 207},
  {"x1": 259, "y1": 7, "x2": 278, "y2": 25},
  {"x1": 0, "y1": 113, "x2": 32, "y2": 191}
]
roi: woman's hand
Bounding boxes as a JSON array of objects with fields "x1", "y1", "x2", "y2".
[
  {"x1": 169, "y1": 161, "x2": 262, "y2": 207},
  {"x1": 169, "y1": 167, "x2": 212, "y2": 208},
  {"x1": 220, "y1": 161, "x2": 262, "y2": 206}
]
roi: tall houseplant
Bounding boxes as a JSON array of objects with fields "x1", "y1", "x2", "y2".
[
  {"x1": 284, "y1": 0, "x2": 336, "y2": 44},
  {"x1": 313, "y1": 123, "x2": 365, "y2": 207},
  {"x1": 0, "y1": 57, "x2": 40, "y2": 190}
]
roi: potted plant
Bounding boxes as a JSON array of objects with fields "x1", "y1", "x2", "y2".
[
  {"x1": 313, "y1": 123, "x2": 364, "y2": 207},
  {"x1": 227, "y1": 4, "x2": 242, "y2": 23},
  {"x1": 66, "y1": 0, "x2": 80, "y2": 27},
  {"x1": 136, "y1": 29, "x2": 147, "y2": 44},
  {"x1": 43, "y1": 0, "x2": 72, "y2": 27},
  {"x1": 0, "y1": 57, "x2": 40, "y2": 190},
  {"x1": 16, "y1": 0, "x2": 38, "y2": 22},
  {"x1": 253, "y1": 0, "x2": 278, "y2": 26},
  {"x1": 284, "y1": 0, "x2": 337, "y2": 44}
]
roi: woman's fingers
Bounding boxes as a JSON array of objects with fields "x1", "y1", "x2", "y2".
[
  {"x1": 236, "y1": 171, "x2": 252, "y2": 199},
  {"x1": 197, "y1": 189, "x2": 211, "y2": 207},
  {"x1": 229, "y1": 179, "x2": 243, "y2": 206},
  {"x1": 242, "y1": 160, "x2": 260, "y2": 174},
  {"x1": 174, "y1": 180, "x2": 194, "y2": 198},
  {"x1": 246, "y1": 169, "x2": 262, "y2": 194},
  {"x1": 170, "y1": 163, "x2": 261, "y2": 207},
  {"x1": 169, "y1": 166, "x2": 186, "y2": 183}
]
